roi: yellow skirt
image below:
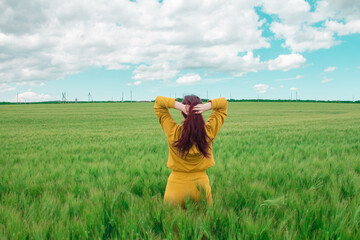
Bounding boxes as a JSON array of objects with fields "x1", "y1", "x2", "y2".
[{"x1": 164, "y1": 170, "x2": 213, "y2": 207}]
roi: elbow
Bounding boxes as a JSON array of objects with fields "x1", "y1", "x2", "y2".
[
  {"x1": 154, "y1": 96, "x2": 160, "y2": 108},
  {"x1": 154, "y1": 96, "x2": 163, "y2": 111},
  {"x1": 222, "y1": 98, "x2": 228, "y2": 110},
  {"x1": 154, "y1": 96, "x2": 160, "y2": 104}
]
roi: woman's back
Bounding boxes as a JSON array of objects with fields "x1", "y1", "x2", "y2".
[
  {"x1": 154, "y1": 95, "x2": 228, "y2": 207},
  {"x1": 154, "y1": 96, "x2": 228, "y2": 172}
]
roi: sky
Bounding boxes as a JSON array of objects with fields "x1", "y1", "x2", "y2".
[{"x1": 0, "y1": 0, "x2": 360, "y2": 102}]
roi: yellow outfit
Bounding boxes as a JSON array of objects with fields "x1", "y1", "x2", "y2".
[{"x1": 154, "y1": 96, "x2": 227, "y2": 206}]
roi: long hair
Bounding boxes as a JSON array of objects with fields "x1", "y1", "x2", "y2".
[{"x1": 172, "y1": 95, "x2": 212, "y2": 158}]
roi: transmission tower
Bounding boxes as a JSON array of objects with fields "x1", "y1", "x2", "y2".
[
  {"x1": 62, "y1": 92, "x2": 67, "y2": 103},
  {"x1": 88, "y1": 93, "x2": 93, "y2": 103}
]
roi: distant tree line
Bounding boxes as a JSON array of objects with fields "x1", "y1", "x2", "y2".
[{"x1": 1, "y1": 99, "x2": 359, "y2": 105}]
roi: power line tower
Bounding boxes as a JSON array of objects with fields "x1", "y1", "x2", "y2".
[
  {"x1": 62, "y1": 92, "x2": 67, "y2": 103},
  {"x1": 122, "y1": 92, "x2": 124, "y2": 102},
  {"x1": 88, "y1": 93, "x2": 93, "y2": 103}
]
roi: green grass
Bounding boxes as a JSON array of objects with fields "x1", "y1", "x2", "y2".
[{"x1": 0, "y1": 102, "x2": 359, "y2": 239}]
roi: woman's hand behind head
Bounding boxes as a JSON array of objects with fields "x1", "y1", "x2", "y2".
[{"x1": 193, "y1": 102, "x2": 211, "y2": 114}]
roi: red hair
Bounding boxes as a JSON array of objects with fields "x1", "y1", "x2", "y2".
[{"x1": 172, "y1": 95, "x2": 212, "y2": 158}]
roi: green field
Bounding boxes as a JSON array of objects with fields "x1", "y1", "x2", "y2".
[{"x1": 1, "y1": 102, "x2": 359, "y2": 239}]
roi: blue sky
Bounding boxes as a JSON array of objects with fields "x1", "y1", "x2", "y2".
[{"x1": 0, "y1": 0, "x2": 359, "y2": 102}]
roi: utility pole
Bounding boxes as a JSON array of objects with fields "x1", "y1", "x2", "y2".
[
  {"x1": 122, "y1": 92, "x2": 124, "y2": 102},
  {"x1": 88, "y1": 92, "x2": 93, "y2": 103},
  {"x1": 230, "y1": 92, "x2": 232, "y2": 100},
  {"x1": 130, "y1": 90, "x2": 132, "y2": 102},
  {"x1": 62, "y1": 92, "x2": 67, "y2": 103}
]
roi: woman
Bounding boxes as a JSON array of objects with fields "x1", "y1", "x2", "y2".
[{"x1": 154, "y1": 95, "x2": 227, "y2": 207}]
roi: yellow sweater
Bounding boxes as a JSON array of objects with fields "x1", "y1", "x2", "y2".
[{"x1": 154, "y1": 96, "x2": 228, "y2": 172}]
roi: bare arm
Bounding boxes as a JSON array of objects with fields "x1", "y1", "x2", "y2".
[{"x1": 174, "y1": 101, "x2": 189, "y2": 115}]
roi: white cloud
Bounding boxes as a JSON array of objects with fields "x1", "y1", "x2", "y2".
[
  {"x1": 134, "y1": 81, "x2": 141, "y2": 85},
  {"x1": 324, "y1": 66, "x2": 336, "y2": 72},
  {"x1": 16, "y1": 81, "x2": 45, "y2": 86},
  {"x1": 1, "y1": 0, "x2": 358, "y2": 86},
  {"x1": 105, "y1": 63, "x2": 130, "y2": 71},
  {"x1": 268, "y1": 54, "x2": 306, "y2": 71},
  {"x1": 321, "y1": 77, "x2": 332, "y2": 83},
  {"x1": 253, "y1": 84, "x2": 270, "y2": 93},
  {"x1": 261, "y1": 0, "x2": 311, "y2": 25},
  {"x1": 326, "y1": 20, "x2": 360, "y2": 36},
  {"x1": 312, "y1": 0, "x2": 360, "y2": 21},
  {"x1": 270, "y1": 22, "x2": 337, "y2": 52},
  {"x1": 261, "y1": 0, "x2": 360, "y2": 52},
  {"x1": 132, "y1": 63, "x2": 179, "y2": 81},
  {"x1": 176, "y1": 73, "x2": 201, "y2": 84},
  {"x1": 290, "y1": 87, "x2": 298, "y2": 91},
  {"x1": 280, "y1": 85, "x2": 284, "y2": 88},
  {"x1": 0, "y1": 83, "x2": 16, "y2": 93},
  {"x1": 126, "y1": 83, "x2": 132, "y2": 86},
  {"x1": 275, "y1": 75, "x2": 303, "y2": 82},
  {"x1": 15, "y1": 91, "x2": 54, "y2": 102},
  {"x1": 0, "y1": 1, "x2": 271, "y2": 84}
]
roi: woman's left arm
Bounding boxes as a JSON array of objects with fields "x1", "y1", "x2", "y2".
[{"x1": 154, "y1": 96, "x2": 184, "y2": 138}]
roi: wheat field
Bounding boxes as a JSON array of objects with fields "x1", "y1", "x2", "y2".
[{"x1": 1, "y1": 102, "x2": 359, "y2": 239}]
